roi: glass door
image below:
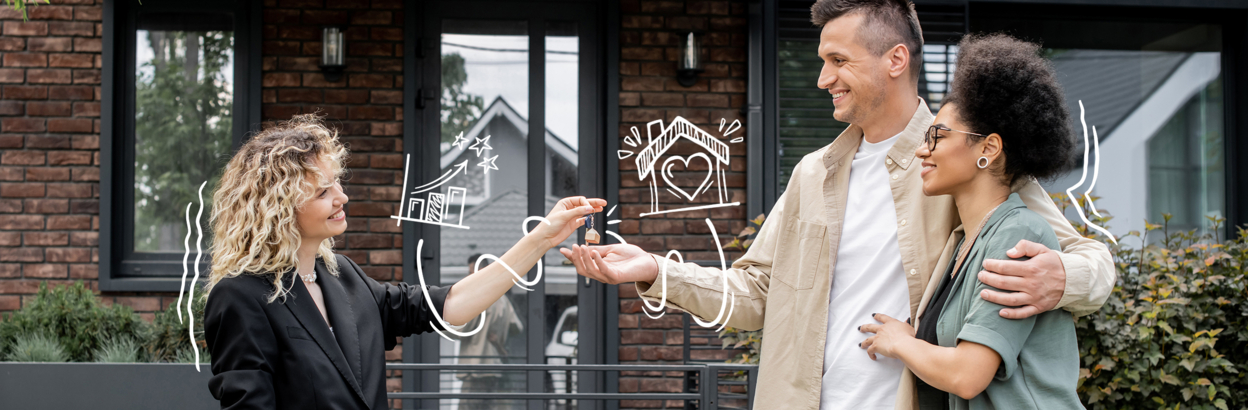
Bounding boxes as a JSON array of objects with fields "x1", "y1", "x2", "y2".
[{"x1": 405, "y1": 2, "x2": 602, "y2": 410}]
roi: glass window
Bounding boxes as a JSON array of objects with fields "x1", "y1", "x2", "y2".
[
  {"x1": 102, "y1": 2, "x2": 256, "y2": 291},
  {"x1": 133, "y1": 28, "x2": 234, "y2": 252},
  {"x1": 437, "y1": 19, "x2": 530, "y2": 410},
  {"x1": 978, "y1": 19, "x2": 1229, "y2": 240}
]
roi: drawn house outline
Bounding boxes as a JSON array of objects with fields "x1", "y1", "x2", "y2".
[{"x1": 634, "y1": 117, "x2": 740, "y2": 217}]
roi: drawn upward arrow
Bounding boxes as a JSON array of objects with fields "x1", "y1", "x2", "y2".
[{"x1": 412, "y1": 160, "x2": 469, "y2": 195}]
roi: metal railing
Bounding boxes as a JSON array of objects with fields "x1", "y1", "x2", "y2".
[{"x1": 386, "y1": 363, "x2": 758, "y2": 410}]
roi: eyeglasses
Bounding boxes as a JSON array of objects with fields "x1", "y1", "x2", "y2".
[{"x1": 923, "y1": 125, "x2": 988, "y2": 152}]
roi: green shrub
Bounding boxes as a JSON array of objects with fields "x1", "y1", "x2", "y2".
[
  {"x1": 4, "y1": 333, "x2": 68, "y2": 362},
  {"x1": 93, "y1": 336, "x2": 142, "y2": 363},
  {"x1": 145, "y1": 292, "x2": 207, "y2": 363},
  {"x1": 0, "y1": 282, "x2": 148, "y2": 362},
  {"x1": 0, "y1": 281, "x2": 212, "y2": 364},
  {"x1": 1059, "y1": 194, "x2": 1247, "y2": 410}
]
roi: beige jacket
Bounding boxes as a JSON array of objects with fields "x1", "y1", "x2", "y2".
[{"x1": 635, "y1": 100, "x2": 1115, "y2": 410}]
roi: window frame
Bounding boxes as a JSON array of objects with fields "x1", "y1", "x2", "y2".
[
  {"x1": 100, "y1": 0, "x2": 261, "y2": 292},
  {"x1": 749, "y1": 0, "x2": 1248, "y2": 236}
]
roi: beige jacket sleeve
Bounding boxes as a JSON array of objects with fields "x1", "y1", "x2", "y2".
[
  {"x1": 1013, "y1": 178, "x2": 1117, "y2": 317},
  {"x1": 633, "y1": 190, "x2": 790, "y2": 332}
]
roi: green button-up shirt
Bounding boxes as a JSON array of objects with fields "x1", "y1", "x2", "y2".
[{"x1": 925, "y1": 193, "x2": 1084, "y2": 410}]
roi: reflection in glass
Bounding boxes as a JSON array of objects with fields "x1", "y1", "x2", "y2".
[
  {"x1": 133, "y1": 30, "x2": 233, "y2": 252},
  {"x1": 1042, "y1": 45, "x2": 1224, "y2": 240},
  {"x1": 545, "y1": 22, "x2": 579, "y2": 410},
  {"x1": 438, "y1": 19, "x2": 529, "y2": 410}
]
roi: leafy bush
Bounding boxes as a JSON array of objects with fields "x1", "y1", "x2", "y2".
[
  {"x1": 0, "y1": 282, "x2": 147, "y2": 362},
  {"x1": 5, "y1": 333, "x2": 68, "y2": 362},
  {"x1": 1058, "y1": 194, "x2": 1247, "y2": 410},
  {"x1": 93, "y1": 336, "x2": 142, "y2": 363},
  {"x1": 0, "y1": 281, "x2": 209, "y2": 364}
]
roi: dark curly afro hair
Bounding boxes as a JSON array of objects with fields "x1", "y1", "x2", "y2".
[{"x1": 945, "y1": 33, "x2": 1075, "y2": 183}]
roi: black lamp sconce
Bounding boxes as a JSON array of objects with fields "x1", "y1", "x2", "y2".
[
  {"x1": 676, "y1": 32, "x2": 704, "y2": 87},
  {"x1": 320, "y1": 26, "x2": 346, "y2": 82}
]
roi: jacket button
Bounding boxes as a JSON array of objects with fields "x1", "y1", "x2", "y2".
[
  {"x1": 886, "y1": 158, "x2": 893, "y2": 165},
  {"x1": 891, "y1": 174, "x2": 898, "y2": 180},
  {"x1": 899, "y1": 219, "x2": 907, "y2": 226},
  {"x1": 901, "y1": 158, "x2": 909, "y2": 164},
  {"x1": 909, "y1": 269, "x2": 917, "y2": 276}
]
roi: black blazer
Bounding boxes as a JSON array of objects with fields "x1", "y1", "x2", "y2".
[{"x1": 204, "y1": 255, "x2": 450, "y2": 409}]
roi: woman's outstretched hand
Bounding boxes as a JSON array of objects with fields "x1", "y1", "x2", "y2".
[
  {"x1": 529, "y1": 196, "x2": 607, "y2": 248},
  {"x1": 561, "y1": 243, "x2": 660, "y2": 285}
]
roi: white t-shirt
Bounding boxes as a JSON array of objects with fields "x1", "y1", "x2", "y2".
[{"x1": 819, "y1": 134, "x2": 913, "y2": 410}]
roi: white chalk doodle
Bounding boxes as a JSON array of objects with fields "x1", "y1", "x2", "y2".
[
  {"x1": 175, "y1": 181, "x2": 208, "y2": 372},
  {"x1": 450, "y1": 131, "x2": 468, "y2": 148},
  {"x1": 641, "y1": 218, "x2": 735, "y2": 331},
  {"x1": 1066, "y1": 101, "x2": 1117, "y2": 244},
  {"x1": 412, "y1": 216, "x2": 553, "y2": 342},
  {"x1": 477, "y1": 154, "x2": 499, "y2": 175},
  {"x1": 468, "y1": 135, "x2": 493, "y2": 157},
  {"x1": 391, "y1": 154, "x2": 472, "y2": 230},
  {"x1": 617, "y1": 117, "x2": 744, "y2": 217}
]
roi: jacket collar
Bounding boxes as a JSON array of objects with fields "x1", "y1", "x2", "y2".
[
  {"x1": 282, "y1": 261, "x2": 369, "y2": 408},
  {"x1": 822, "y1": 97, "x2": 933, "y2": 171},
  {"x1": 978, "y1": 193, "x2": 1028, "y2": 240}
]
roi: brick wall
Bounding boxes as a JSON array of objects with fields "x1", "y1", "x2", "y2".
[
  {"x1": 260, "y1": 0, "x2": 406, "y2": 406},
  {"x1": 0, "y1": 0, "x2": 116, "y2": 314},
  {"x1": 614, "y1": 1, "x2": 750, "y2": 408}
]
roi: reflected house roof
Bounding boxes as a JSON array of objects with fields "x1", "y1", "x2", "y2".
[
  {"x1": 1049, "y1": 49, "x2": 1189, "y2": 141},
  {"x1": 436, "y1": 97, "x2": 580, "y2": 294},
  {"x1": 440, "y1": 96, "x2": 577, "y2": 170}
]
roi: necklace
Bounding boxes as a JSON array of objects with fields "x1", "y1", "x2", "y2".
[
  {"x1": 952, "y1": 202, "x2": 1004, "y2": 278},
  {"x1": 298, "y1": 270, "x2": 317, "y2": 283}
]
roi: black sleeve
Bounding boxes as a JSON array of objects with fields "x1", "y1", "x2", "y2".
[
  {"x1": 204, "y1": 279, "x2": 279, "y2": 409},
  {"x1": 342, "y1": 255, "x2": 452, "y2": 349}
]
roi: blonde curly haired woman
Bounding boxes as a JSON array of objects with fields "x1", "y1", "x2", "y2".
[{"x1": 203, "y1": 115, "x2": 604, "y2": 409}]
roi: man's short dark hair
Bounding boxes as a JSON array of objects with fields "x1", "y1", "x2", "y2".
[
  {"x1": 945, "y1": 33, "x2": 1075, "y2": 183},
  {"x1": 811, "y1": 0, "x2": 924, "y2": 81}
]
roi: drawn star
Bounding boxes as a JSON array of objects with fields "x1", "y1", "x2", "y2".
[
  {"x1": 450, "y1": 131, "x2": 467, "y2": 147},
  {"x1": 477, "y1": 154, "x2": 499, "y2": 174},
  {"x1": 468, "y1": 135, "x2": 493, "y2": 157}
]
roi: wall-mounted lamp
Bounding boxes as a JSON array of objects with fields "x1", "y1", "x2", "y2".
[
  {"x1": 676, "y1": 32, "x2": 703, "y2": 87},
  {"x1": 320, "y1": 26, "x2": 346, "y2": 82}
]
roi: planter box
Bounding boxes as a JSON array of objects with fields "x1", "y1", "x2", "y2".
[{"x1": 0, "y1": 362, "x2": 216, "y2": 409}]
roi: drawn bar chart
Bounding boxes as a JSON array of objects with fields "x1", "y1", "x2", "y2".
[{"x1": 391, "y1": 154, "x2": 472, "y2": 230}]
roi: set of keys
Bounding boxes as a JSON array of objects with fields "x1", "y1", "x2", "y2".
[{"x1": 585, "y1": 214, "x2": 600, "y2": 244}]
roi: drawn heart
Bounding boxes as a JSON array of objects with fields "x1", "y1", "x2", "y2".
[{"x1": 661, "y1": 153, "x2": 714, "y2": 201}]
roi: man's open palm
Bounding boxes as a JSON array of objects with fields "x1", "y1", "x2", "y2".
[{"x1": 560, "y1": 244, "x2": 659, "y2": 285}]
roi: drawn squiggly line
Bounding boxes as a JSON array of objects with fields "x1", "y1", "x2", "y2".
[
  {"x1": 415, "y1": 239, "x2": 488, "y2": 341},
  {"x1": 412, "y1": 216, "x2": 555, "y2": 342},
  {"x1": 186, "y1": 181, "x2": 207, "y2": 371},
  {"x1": 643, "y1": 218, "x2": 735, "y2": 329},
  {"x1": 1066, "y1": 101, "x2": 1117, "y2": 244}
]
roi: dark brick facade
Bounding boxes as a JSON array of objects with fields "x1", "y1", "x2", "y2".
[
  {"x1": 614, "y1": 1, "x2": 750, "y2": 408},
  {"x1": 0, "y1": 0, "x2": 752, "y2": 408}
]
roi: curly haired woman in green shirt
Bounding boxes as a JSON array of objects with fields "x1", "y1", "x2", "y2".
[{"x1": 857, "y1": 33, "x2": 1087, "y2": 410}]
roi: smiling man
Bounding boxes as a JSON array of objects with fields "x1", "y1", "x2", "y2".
[{"x1": 562, "y1": 0, "x2": 1116, "y2": 409}]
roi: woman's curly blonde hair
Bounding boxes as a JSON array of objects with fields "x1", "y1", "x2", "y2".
[{"x1": 204, "y1": 114, "x2": 349, "y2": 303}]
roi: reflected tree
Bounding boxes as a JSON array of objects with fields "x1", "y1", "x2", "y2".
[
  {"x1": 441, "y1": 52, "x2": 485, "y2": 146},
  {"x1": 133, "y1": 31, "x2": 233, "y2": 252}
]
